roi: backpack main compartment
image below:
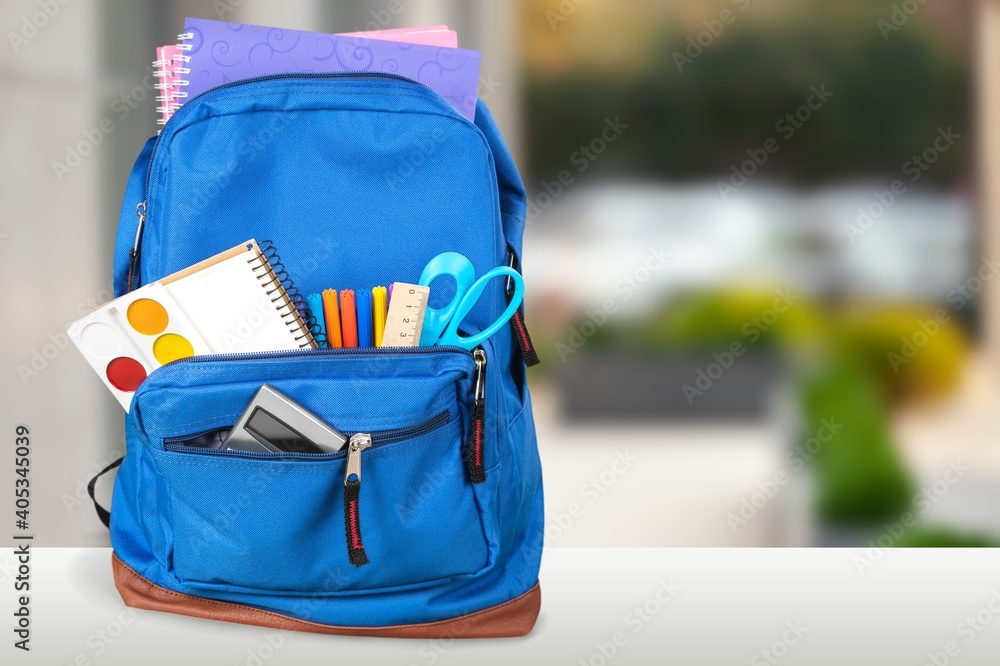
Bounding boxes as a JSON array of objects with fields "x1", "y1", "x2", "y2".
[{"x1": 106, "y1": 75, "x2": 543, "y2": 637}]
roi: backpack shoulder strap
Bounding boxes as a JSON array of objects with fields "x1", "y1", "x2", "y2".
[{"x1": 88, "y1": 457, "x2": 123, "y2": 528}]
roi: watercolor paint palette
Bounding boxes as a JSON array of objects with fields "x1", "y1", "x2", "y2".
[
  {"x1": 68, "y1": 283, "x2": 211, "y2": 411},
  {"x1": 68, "y1": 240, "x2": 318, "y2": 412}
]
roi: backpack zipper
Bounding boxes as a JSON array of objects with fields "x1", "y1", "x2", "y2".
[
  {"x1": 162, "y1": 409, "x2": 451, "y2": 461},
  {"x1": 140, "y1": 344, "x2": 472, "y2": 387},
  {"x1": 340, "y1": 347, "x2": 484, "y2": 566},
  {"x1": 343, "y1": 433, "x2": 373, "y2": 566},
  {"x1": 467, "y1": 348, "x2": 488, "y2": 483}
]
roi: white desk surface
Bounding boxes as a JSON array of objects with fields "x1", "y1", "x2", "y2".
[{"x1": 3, "y1": 547, "x2": 999, "y2": 665}]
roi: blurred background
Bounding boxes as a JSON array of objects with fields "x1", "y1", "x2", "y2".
[{"x1": 2, "y1": 0, "x2": 998, "y2": 547}]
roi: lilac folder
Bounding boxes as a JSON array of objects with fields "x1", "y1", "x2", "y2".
[{"x1": 180, "y1": 18, "x2": 480, "y2": 120}]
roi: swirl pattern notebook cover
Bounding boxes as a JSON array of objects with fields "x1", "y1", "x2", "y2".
[{"x1": 176, "y1": 17, "x2": 480, "y2": 120}]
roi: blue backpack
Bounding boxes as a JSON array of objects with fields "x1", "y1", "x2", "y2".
[{"x1": 92, "y1": 74, "x2": 543, "y2": 637}]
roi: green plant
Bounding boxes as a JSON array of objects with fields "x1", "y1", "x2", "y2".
[
  {"x1": 799, "y1": 360, "x2": 914, "y2": 524},
  {"x1": 895, "y1": 527, "x2": 1000, "y2": 548}
]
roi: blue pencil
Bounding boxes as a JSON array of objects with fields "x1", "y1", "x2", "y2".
[
  {"x1": 356, "y1": 288, "x2": 373, "y2": 347},
  {"x1": 305, "y1": 293, "x2": 328, "y2": 348}
]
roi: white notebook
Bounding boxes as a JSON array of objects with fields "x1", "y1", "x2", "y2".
[{"x1": 161, "y1": 240, "x2": 315, "y2": 353}]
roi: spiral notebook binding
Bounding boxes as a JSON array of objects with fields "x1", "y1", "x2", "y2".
[
  {"x1": 153, "y1": 42, "x2": 187, "y2": 126},
  {"x1": 248, "y1": 241, "x2": 324, "y2": 349},
  {"x1": 153, "y1": 55, "x2": 175, "y2": 125},
  {"x1": 151, "y1": 34, "x2": 194, "y2": 125}
]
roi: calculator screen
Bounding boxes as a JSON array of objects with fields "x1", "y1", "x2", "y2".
[{"x1": 244, "y1": 407, "x2": 325, "y2": 454}]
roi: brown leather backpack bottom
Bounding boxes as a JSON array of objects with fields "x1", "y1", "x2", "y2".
[{"x1": 113, "y1": 553, "x2": 541, "y2": 638}]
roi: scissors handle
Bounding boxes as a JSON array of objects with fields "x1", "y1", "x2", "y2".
[
  {"x1": 418, "y1": 252, "x2": 477, "y2": 346},
  {"x1": 438, "y1": 268, "x2": 524, "y2": 350}
]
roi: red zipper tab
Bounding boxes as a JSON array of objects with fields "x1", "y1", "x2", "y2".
[
  {"x1": 510, "y1": 309, "x2": 540, "y2": 366},
  {"x1": 467, "y1": 349, "x2": 487, "y2": 484},
  {"x1": 506, "y1": 248, "x2": 539, "y2": 366},
  {"x1": 343, "y1": 434, "x2": 371, "y2": 566},
  {"x1": 468, "y1": 400, "x2": 486, "y2": 484}
]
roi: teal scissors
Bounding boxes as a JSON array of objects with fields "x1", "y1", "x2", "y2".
[{"x1": 418, "y1": 252, "x2": 524, "y2": 349}]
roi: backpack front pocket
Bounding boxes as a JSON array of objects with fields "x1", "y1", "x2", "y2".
[{"x1": 129, "y1": 347, "x2": 495, "y2": 595}]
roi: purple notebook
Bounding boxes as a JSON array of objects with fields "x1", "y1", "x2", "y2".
[{"x1": 179, "y1": 18, "x2": 480, "y2": 120}]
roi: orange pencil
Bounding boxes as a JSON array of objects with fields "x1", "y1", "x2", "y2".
[
  {"x1": 322, "y1": 289, "x2": 342, "y2": 348},
  {"x1": 340, "y1": 289, "x2": 358, "y2": 348}
]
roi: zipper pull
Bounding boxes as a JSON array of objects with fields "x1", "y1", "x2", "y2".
[
  {"x1": 510, "y1": 310, "x2": 539, "y2": 366},
  {"x1": 343, "y1": 433, "x2": 371, "y2": 566},
  {"x1": 126, "y1": 201, "x2": 146, "y2": 293},
  {"x1": 345, "y1": 433, "x2": 371, "y2": 485},
  {"x1": 467, "y1": 348, "x2": 487, "y2": 484},
  {"x1": 506, "y1": 248, "x2": 540, "y2": 366}
]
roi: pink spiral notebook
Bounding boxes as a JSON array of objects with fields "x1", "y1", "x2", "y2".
[
  {"x1": 154, "y1": 45, "x2": 182, "y2": 123},
  {"x1": 153, "y1": 20, "x2": 476, "y2": 125}
]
